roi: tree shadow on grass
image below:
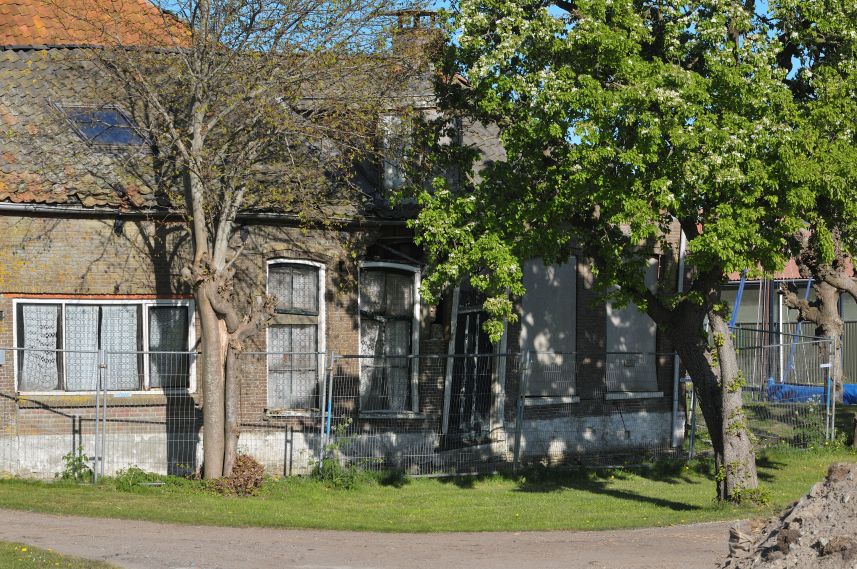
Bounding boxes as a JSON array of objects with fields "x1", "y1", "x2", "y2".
[
  {"x1": 512, "y1": 467, "x2": 702, "y2": 511},
  {"x1": 754, "y1": 453, "x2": 786, "y2": 484},
  {"x1": 431, "y1": 463, "x2": 705, "y2": 511}
]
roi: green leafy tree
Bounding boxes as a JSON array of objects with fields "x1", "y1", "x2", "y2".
[
  {"x1": 412, "y1": 0, "x2": 808, "y2": 501},
  {"x1": 773, "y1": 1, "x2": 857, "y2": 399}
]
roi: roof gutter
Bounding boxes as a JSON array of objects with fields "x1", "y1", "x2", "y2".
[{"x1": 0, "y1": 202, "x2": 409, "y2": 228}]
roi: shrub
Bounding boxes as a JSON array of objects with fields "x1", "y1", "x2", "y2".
[
  {"x1": 311, "y1": 456, "x2": 363, "y2": 490},
  {"x1": 211, "y1": 454, "x2": 265, "y2": 496},
  {"x1": 57, "y1": 446, "x2": 91, "y2": 482},
  {"x1": 114, "y1": 466, "x2": 163, "y2": 491}
]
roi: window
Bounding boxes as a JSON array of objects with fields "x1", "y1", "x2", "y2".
[
  {"x1": 604, "y1": 260, "x2": 661, "y2": 396},
  {"x1": 519, "y1": 258, "x2": 579, "y2": 403},
  {"x1": 62, "y1": 105, "x2": 144, "y2": 146},
  {"x1": 380, "y1": 115, "x2": 409, "y2": 193},
  {"x1": 15, "y1": 300, "x2": 193, "y2": 392},
  {"x1": 359, "y1": 264, "x2": 420, "y2": 413},
  {"x1": 266, "y1": 261, "x2": 325, "y2": 411}
]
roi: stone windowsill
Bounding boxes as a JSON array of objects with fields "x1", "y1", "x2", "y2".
[
  {"x1": 17, "y1": 392, "x2": 182, "y2": 407},
  {"x1": 265, "y1": 409, "x2": 320, "y2": 419},
  {"x1": 523, "y1": 396, "x2": 580, "y2": 407},
  {"x1": 604, "y1": 391, "x2": 664, "y2": 400},
  {"x1": 358, "y1": 411, "x2": 427, "y2": 420}
]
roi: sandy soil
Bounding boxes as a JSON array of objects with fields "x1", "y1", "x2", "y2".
[
  {"x1": 722, "y1": 463, "x2": 857, "y2": 569},
  {"x1": 0, "y1": 509, "x2": 732, "y2": 569}
]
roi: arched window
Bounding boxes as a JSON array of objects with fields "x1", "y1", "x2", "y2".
[
  {"x1": 266, "y1": 260, "x2": 325, "y2": 411},
  {"x1": 358, "y1": 262, "x2": 420, "y2": 413}
]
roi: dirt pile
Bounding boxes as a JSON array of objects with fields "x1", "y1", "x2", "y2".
[{"x1": 723, "y1": 463, "x2": 857, "y2": 569}]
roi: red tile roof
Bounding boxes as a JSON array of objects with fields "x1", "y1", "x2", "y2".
[{"x1": 0, "y1": 0, "x2": 186, "y2": 48}]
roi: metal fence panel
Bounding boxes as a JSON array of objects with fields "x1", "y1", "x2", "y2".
[
  {"x1": 0, "y1": 335, "x2": 839, "y2": 480},
  {"x1": 689, "y1": 332, "x2": 836, "y2": 454}
]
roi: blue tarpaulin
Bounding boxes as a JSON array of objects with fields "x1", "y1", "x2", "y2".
[{"x1": 765, "y1": 378, "x2": 857, "y2": 404}]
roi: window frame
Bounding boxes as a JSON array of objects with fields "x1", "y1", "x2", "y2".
[
  {"x1": 265, "y1": 259, "x2": 326, "y2": 412},
  {"x1": 12, "y1": 298, "x2": 195, "y2": 395},
  {"x1": 380, "y1": 114, "x2": 410, "y2": 194},
  {"x1": 357, "y1": 261, "x2": 421, "y2": 415}
]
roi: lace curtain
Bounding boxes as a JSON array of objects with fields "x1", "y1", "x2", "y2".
[
  {"x1": 267, "y1": 324, "x2": 318, "y2": 409},
  {"x1": 359, "y1": 269, "x2": 413, "y2": 412},
  {"x1": 19, "y1": 304, "x2": 61, "y2": 391}
]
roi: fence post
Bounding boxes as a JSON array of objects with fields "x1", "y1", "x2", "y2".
[
  {"x1": 821, "y1": 339, "x2": 834, "y2": 442},
  {"x1": 101, "y1": 351, "x2": 107, "y2": 480},
  {"x1": 93, "y1": 350, "x2": 102, "y2": 483},
  {"x1": 94, "y1": 349, "x2": 107, "y2": 482},
  {"x1": 325, "y1": 352, "x2": 334, "y2": 440},
  {"x1": 670, "y1": 353, "x2": 682, "y2": 448},
  {"x1": 831, "y1": 338, "x2": 837, "y2": 443},
  {"x1": 688, "y1": 386, "x2": 697, "y2": 460},
  {"x1": 318, "y1": 352, "x2": 334, "y2": 466},
  {"x1": 513, "y1": 351, "x2": 530, "y2": 474}
]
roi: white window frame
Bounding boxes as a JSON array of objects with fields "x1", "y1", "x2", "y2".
[
  {"x1": 357, "y1": 261, "x2": 421, "y2": 415},
  {"x1": 12, "y1": 298, "x2": 196, "y2": 395},
  {"x1": 265, "y1": 259, "x2": 326, "y2": 411}
]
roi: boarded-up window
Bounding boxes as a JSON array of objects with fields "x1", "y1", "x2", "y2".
[
  {"x1": 605, "y1": 260, "x2": 659, "y2": 393},
  {"x1": 519, "y1": 258, "x2": 577, "y2": 398},
  {"x1": 267, "y1": 262, "x2": 321, "y2": 410},
  {"x1": 359, "y1": 267, "x2": 415, "y2": 412}
]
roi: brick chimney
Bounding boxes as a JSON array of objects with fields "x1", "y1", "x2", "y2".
[{"x1": 390, "y1": 10, "x2": 441, "y2": 60}]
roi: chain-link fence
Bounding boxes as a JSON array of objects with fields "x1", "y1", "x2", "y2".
[
  {"x1": 0, "y1": 347, "x2": 686, "y2": 478},
  {"x1": 687, "y1": 329, "x2": 837, "y2": 456},
  {"x1": 0, "y1": 335, "x2": 840, "y2": 480}
]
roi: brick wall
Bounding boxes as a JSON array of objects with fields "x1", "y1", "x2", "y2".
[{"x1": 0, "y1": 213, "x2": 454, "y2": 472}]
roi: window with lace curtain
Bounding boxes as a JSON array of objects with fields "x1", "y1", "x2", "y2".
[
  {"x1": 266, "y1": 260, "x2": 325, "y2": 411},
  {"x1": 14, "y1": 300, "x2": 192, "y2": 392},
  {"x1": 358, "y1": 264, "x2": 420, "y2": 414}
]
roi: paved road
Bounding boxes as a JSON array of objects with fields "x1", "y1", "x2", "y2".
[{"x1": 0, "y1": 509, "x2": 732, "y2": 569}]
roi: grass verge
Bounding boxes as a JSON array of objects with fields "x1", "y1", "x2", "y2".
[
  {"x1": 0, "y1": 541, "x2": 117, "y2": 568},
  {"x1": 0, "y1": 447, "x2": 852, "y2": 533}
]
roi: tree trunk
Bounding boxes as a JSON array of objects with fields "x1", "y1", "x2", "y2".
[
  {"x1": 813, "y1": 281, "x2": 844, "y2": 404},
  {"x1": 197, "y1": 287, "x2": 226, "y2": 479},
  {"x1": 669, "y1": 309, "x2": 758, "y2": 501},
  {"x1": 223, "y1": 343, "x2": 241, "y2": 476},
  {"x1": 709, "y1": 311, "x2": 758, "y2": 500}
]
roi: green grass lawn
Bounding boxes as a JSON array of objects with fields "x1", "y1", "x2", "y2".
[
  {"x1": 0, "y1": 447, "x2": 852, "y2": 533},
  {"x1": 0, "y1": 542, "x2": 117, "y2": 568}
]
